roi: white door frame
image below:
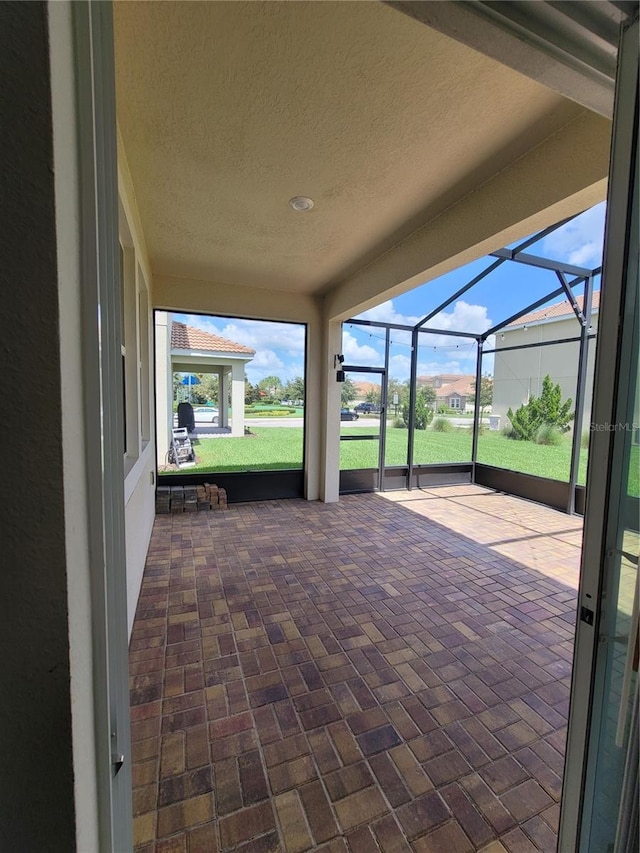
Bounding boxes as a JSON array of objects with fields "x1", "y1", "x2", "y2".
[{"x1": 73, "y1": 3, "x2": 133, "y2": 850}]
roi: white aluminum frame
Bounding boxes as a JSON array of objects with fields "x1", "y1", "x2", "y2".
[{"x1": 559, "y1": 14, "x2": 639, "y2": 852}]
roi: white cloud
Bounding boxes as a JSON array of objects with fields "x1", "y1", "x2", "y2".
[
  {"x1": 356, "y1": 300, "x2": 421, "y2": 327},
  {"x1": 425, "y1": 300, "x2": 492, "y2": 336},
  {"x1": 417, "y1": 360, "x2": 464, "y2": 376},
  {"x1": 389, "y1": 354, "x2": 473, "y2": 382},
  {"x1": 244, "y1": 350, "x2": 310, "y2": 386},
  {"x1": 182, "y1": 315, "x2": 307, "y2": 355},
  {"x1": 341, "y1": 330, "x2": 383, "y2": 364},
  {"x1": 350, "y1": 298, "x2": 488, "y2": 380},
  {"x1": 540, "y1": 202, "x2": 605, "y2": 269},
  {"x1": 353, "y1": 298, "x2": 492, "y2": 360},
  {"x1": 389, "y1": 354, "x2": 411, "y2": 379},
  {"x1": 250, "y1": 350, "x2": 284, "y2": 371},
  {"x1": 357, "y1": 297, "x2": 491, "y2": 337}
]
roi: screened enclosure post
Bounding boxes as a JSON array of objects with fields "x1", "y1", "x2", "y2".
[
  {"x1": 471, "y1": 339, "x2": 483, "y2": 481},
  {"x1": 378, "y1": 328, "x2": 391, "y2": 491},
  {"x1": 567, "y1": 274, "x2": 594, "y2": 514},
  {"x1": 406, "y1": 328, "x2": 418, "y2": 490}
]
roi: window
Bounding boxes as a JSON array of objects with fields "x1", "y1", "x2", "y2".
[
  {"x1": 119, "y1": 243, "x2": 127, "y2": 454},
  {"x1": 156, "y1": 312, "x2": 306, "y2": 475},
  {"x1": 138, "y1": 269, "x2": 151, "y2": 445},
  {"x1": 449, "y1": 397, "x2": 461, "y2": 409},
  {"x1": 119, "y1": 206, "x2": 153, "y2": 476}
]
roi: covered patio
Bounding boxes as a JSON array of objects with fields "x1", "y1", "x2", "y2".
[{"x1": 130, "y1": 487, "x2": 582, "y2": 852}]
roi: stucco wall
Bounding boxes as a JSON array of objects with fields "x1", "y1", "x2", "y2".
[
  {"x1": 493, "y1": 314, "x2": 599, "y2": 430},
  {"x1": 0, "y1": 3, "x2": 76, "y2": 848},
  {"x1": 119, "y1": 131, "x2": 157, "y2": 638},
  {"x1": 125, "y1": 444, "x2": 156, "y2": 636}
]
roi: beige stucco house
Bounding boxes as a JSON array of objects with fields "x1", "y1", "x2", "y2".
[
  {"x1": 493, "y1": 292, "x2": 600, "y2": 428},
  {"x1": 419, "y1": 373, "x2": 476, "y2": 411}
]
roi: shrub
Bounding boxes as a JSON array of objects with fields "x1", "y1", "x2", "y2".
[
  {"x1": 392, "y1": 417, "x2": 406, "y2": 429},
  {"x1": 507, "y1": 375, "x2": 574, "y2": 441},
  {"x1": 402, "y1": 388, "x2": 434, "y2": 430},
  {"x1": 246, "y1": 408, "x2": 295, "y2": 417},
  {"x1": 535, "y1": 424, "x2": 564, "y2": 446},
  {"x1": 432, "y1": 417, "x2": 452, "y2": 432},
  {"x1": 502, "y1": 424, "x2": 518, "y2": 440}
]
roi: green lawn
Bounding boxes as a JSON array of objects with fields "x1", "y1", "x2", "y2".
[
  {"x1": 166, "y1": 428, "x2": 304, "y2": 473},
  {"x1": 162, "y1": 424, "x2": 639, "y2": 495},
  {"x1": 341, "y1": 426, "x2": 585, "y2": 482}
]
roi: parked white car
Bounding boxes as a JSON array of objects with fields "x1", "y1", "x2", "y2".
[
  {"x1": 173, "y1": 406, "x2": 219, "y2": 426},
  {"x1": 193, "y1": 406, "x2": 219, "y2": 423}
]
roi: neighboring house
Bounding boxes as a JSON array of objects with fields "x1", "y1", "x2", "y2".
[
  {"x1": 418, "y1": 374, "x2": 476, "y2": 410},
  {"x1": 492, "y1": 293, "x2": 600, "y2": 428},
  {"x1": 155, "y1": 316, "x2": 255, "y2": 456}
]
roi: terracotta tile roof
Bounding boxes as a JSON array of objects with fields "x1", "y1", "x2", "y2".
[
  {"x1": 506, "y1": 291, "x2": 600, "y2": 328},
  {"x1": 171, "y1": 322, "x2": 255, "y2": 355},
  {"x1": 354, "y1": 380, "x2": 379, "y2": 397},
  {"x1": 437, "y1": 377, "x2": 474, "y2": 396}
]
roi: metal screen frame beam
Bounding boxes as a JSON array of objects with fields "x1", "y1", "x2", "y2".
[
  {"x1": 343, "y1": 211, "x2": 602, "y2": 507},
  {"x1": 567, "y1": 274, "x2": 595, "y2": 514},
  {"x1": 471, "y1": 340, "x2": 483, "y2": 480},
  {"x1": 483, "y1": 334, "x2": 595, "y2": 356},
  {"x1": 414, "y1": 212, "x2": 585, "y2": 330},
  {"x1": 418, "y1": 327, "x2": 478, "y2": 340},
  {"x1": 348, "y1": 318, "x2": 414, "y2": 333},
  {"x1": 482, "y1": 271, "x2": 589, "y2": 340},
  {"x1": 556, "y1": 271, "x2": 586, "y2": 323},
  {"x1": 483, "y1": 286, "x2": 567, "y2": 340},
  {"x1": 406, "y1": 328, "x2": 419, "y2": 490},
  {"x1": 491, "y1": 248, "x2": 594, "y2": 278}
]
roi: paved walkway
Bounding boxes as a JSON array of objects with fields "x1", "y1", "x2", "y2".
[{"x1": 130, "y1": 486, "x2": 583, "y2": 852}]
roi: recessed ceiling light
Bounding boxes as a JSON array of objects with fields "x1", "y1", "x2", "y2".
[{"x1": 289, "y1": 196, "x2": 315, "y2": 212}]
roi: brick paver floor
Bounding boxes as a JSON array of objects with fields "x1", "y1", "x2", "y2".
[{"x1": 130, "y1": 485, "x2": 583, "y2": 852}]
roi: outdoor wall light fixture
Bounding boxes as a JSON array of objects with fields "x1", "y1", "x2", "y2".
[
  {"x1": 289, "y1": 196, "x2": 315, "y2": 212},
  {"x1": 334, "y1": 354, "x2": 345, "y2": 382}
]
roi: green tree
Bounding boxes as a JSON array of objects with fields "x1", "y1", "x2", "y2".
[
  {"x1": 198, "y1": 373, "x2": 219, "y2": 404},
  {"x1": 387, "y1": 379, "x2": 409, "y2": 413},
  {"x1": 365, "y1": 387, "x2": 381, "y2": 406},
  {"x1": 284, "y1": 376, "x2": 305, "y2": 403},
  {"x1": 469, "y1": 376, "x2": 494, "y2": 418},
  {"x1": 507, "y1": 375, "x2": 573, "y2": 441},
  {"x1": 258, "y1": 375, "x2": 284, "y2": 402},
  {"x1": 341, "y1": 377, "x2": 356, "y2": 406},
  {"x1": 402, "y1": 387, "x2": 435, "y2": 430},
  {"x1": 538, "y1": 374, "x2": 573, "y2": 430},
  {"x1": 421, "y1": 386, "x2": 436, "y2": 408},
  {"x1": 245, "y1": 380, "x2": 260, "y2": 404}
]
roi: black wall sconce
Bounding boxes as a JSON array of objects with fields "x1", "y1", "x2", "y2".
[{"x1": 334, "y1": 354, "x2": 345, "y2": 382}]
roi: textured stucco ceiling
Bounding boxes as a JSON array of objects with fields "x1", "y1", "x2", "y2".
[{"x1": 114, "y1": 1, "x2": 592, "y2": 296}]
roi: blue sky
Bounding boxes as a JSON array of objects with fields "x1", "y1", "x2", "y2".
[{"x1": 176, "y1": 202, "x2": 605, "y2": 385}]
